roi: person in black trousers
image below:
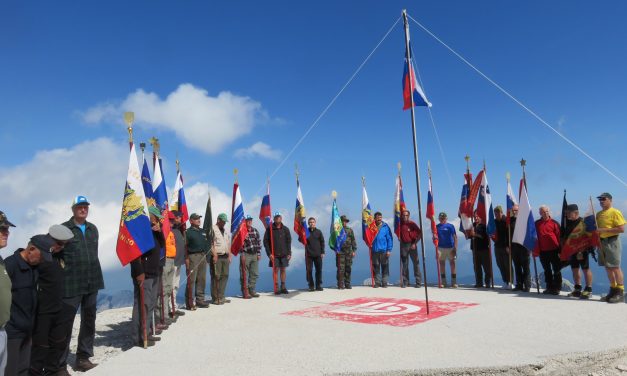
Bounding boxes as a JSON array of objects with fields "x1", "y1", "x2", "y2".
[{"x1": 305, "y1": 217, "x2": 325, "y2": 291}]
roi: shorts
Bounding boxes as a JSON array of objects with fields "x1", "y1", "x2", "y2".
[
  {"x1": 438, "y1": 247, "x2": 456, "y2": 261},
  {"x1": 598, "y1": 236, "x2": 621, "y2": 268},
  {"x1": 269, "y1": 256, "x2": 289, "y2": 268},
  {"x1": 569, "y1": 250, "x2": 590, "y2": 270}
]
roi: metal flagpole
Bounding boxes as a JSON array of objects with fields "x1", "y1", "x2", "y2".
[
  {"x1": 428, "y1": 163, "x2": 442, "y2": 288},
  {"x1": 126, "y1": 112, "x2": 147, "y2": 348},
  {"x1": 521, "y1": 158, "x2": 540, "y2": 294},
  {"x1": 402, "y1": 9, "x2": 429, "y2": 314},
  {"x1": 397, "y1": 163, "x2": 403, "y2": 287},
  {"x1": 484, "y1": 161, "x2": 495, "y2": 288},
  {"x1": 363, "y1": 177, "x2": 376, "y2": 287}
]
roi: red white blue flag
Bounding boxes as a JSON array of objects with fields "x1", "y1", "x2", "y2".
[
  {"x1": 402, "y1": 44, "x2": 431, "y2": 110},
  {"x1": 506, "y1": 178, "x2": 518, "y2": 226},
  {"x1": 426, "y1": 174, "x2": 438, "y2": 247},
  {"x1": 231, "y1": 183, "x2": 248, "y2": 256},
  {"x1": 259, "y1": 182, "x2": 272, "y2": 229},
  {"x1": 477, "y1": 169, "x2": 496, "y2": 236},
  {"x1": 170, "y1": 170, "x2": 189, "y2": 223},
  {"x1": 512, "y1": 181, "x2": 537, "y2": 252},
  {"x1": 293, "y1": 178, "x2": 309, "y2": 245},
  {"x1": 152, "y1": 157, "x2": 171, "y2": 248},
  {"x1": 116, "y1": 143, "x2": 155, "y2": 266},
  {"x1": 362, "y1": 184, "x2": 378, "y2": 247}
]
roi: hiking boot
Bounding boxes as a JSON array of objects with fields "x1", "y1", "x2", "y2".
[
  {"x1": 308, "y1": 285, "x2": 315, "y2": 292},
  {"x1": 345, "y1": 284, "x2": 352, "y2": 289},
  {"x1": 451, "y1": 278, "x2": 458, "y2": 288},
  {"x1": 542, "y1": 289, "x2": 551, "y2": 294},
  {"x1": 280, "y1": 287, "x2": 289, "y2": 294},
  {"x1": 580, "y1": 288, "x2": 592, "y2": 300},
  {"x1": 54, "y1": 367, "x2": 72, "y2": 376},
  {"x1": 250, "y1": 290, "x2": 260, "y2": 298},
  {"x1": 316, "y1": 286, "x2": 323, "y2": 291},
  {"x1": 75, "y1": 358, "x2": 98, "y2": 372},
  {"x1": 224, "y1": 298, "x2": 231, "y2": 303},
  {"x1": 147, "y1": 335, "x2": 161, "y2": 342},
  {"x1": 401, "y1": 284, "x2": 406, "y2": 288},
  {"x1": 608, "y1": 289, "x2": 625, "y2": 304},
  {"x1": 415, "y1": 283, "x2": 421, "y2": 288},
  {"x1": 602, "y1": 287, "x2": 617, "y2": 302},
  {"x1": 373, "y1": 283, "x2": 379, "y2": 288},
  {"x1": 550, "y1": 289, "x2": 560, "y2": 296}
]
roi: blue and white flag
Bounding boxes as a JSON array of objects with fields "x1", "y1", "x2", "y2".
[{"x1": 512, "y1": 182, "x2": 537, "y2": 252}]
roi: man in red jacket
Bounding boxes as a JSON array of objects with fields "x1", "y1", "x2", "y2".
[
  {"x1": 534, "y1": 205, "x2": 562, "y2": 295},
  {"x1": 400, "y1": 210, "x2": 422, "y2": 288}
]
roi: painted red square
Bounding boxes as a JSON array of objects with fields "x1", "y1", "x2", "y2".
[{"x1": 284, "y1": 297, "x2": 477, "y2": 327}]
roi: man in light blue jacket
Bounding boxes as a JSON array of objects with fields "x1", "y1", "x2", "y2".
[{"x1": 371, "y1": 212, "x2": 393, "y2": 287}]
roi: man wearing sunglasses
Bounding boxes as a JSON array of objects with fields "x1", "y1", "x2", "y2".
[{"x1": 596, "y1": 193, "x2": 626, "y2": 303}]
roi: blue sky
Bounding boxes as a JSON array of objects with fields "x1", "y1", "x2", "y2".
[{"x1": 1, "y1": 1, "x2": 626, "y2": 293}]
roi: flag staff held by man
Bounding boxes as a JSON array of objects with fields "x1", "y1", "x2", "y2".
[{"x1": 361, "y1": 178, "x2": 378, "y2": 287}]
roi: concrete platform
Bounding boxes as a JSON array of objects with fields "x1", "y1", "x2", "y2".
[{"x1": 88, "y1": 286, "x2": 627, "y2": 375}]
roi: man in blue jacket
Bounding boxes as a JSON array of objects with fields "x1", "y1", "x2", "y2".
[{"x1": 371, "y1": 212, "x2": 393, "y2": 288}]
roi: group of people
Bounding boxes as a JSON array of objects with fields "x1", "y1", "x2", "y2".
[
  {"x1": 435, "y1": 192, "x2": 626, "y2": 304},
  {"x1": 1, "y1": 196, "x2": 103, "y2": 376},
  {"x1": 1, "y1": 190, "x2": 624, "y2": 375}
]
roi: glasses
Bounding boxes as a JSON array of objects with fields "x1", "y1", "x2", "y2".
[{"x1": 0, "y1": 227, "x2": 9, "y2": 233}]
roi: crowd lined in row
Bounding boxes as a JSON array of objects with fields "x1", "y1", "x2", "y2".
[{"x1": 0, "y1": 192, "x2": 624, "y2": 376}]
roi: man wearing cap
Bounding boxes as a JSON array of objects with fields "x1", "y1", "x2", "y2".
[
  {"x1": 168, "y1": 211, "x2": 187, "y2": 317},
  {"x1": 0, "y1": 211, "x2": 15, "y2": 375},
  {"x1": 399, "y1": 210, "x2": 423, "y2": 288},
  {"x1": 264, "y1": 212, "x2": 292, "y2": 294},
  {"x1": 186, "y1": 213, "x2": 211, "y2": 309},
  {"x1": 212, "y1": 213, "x2": 232, "y2": 305},
  {"x1": 595, "y1": 193, "x2": 626, "y2": 303},
  {"x1": 436, "y1": 212, "x2": 458, "y2": 288},
  {"x1": 305, "y1": 217, "x2": 325, "y2": 291},
  {"x1": 29, "y1": 225, "x2": 73, "y2": 376},
  {"x1": 57, "y1": 195, "x2": 103, "y2": 372},
  {"x1": 4, "y1": 234, "x2": 51, "y2": 376},
  {"x1": 130, "y1": 207, "x2": 165, "y2": 348},
  {"x1": 562, "y1": 204, "x2": 594, "y2": 299},
  {"x1": 492, "y1": 206, "x2": 513, "y2": 289},
  {"x1": 534, "y1": 205, "x2": 562, "y2": 295},
  {"x1": 371, "y1": 212, "x2": 393, "y2": 288},
  {"x1": 240, "y1": 215, "x2": 261, "y2": 298},
  {"x1": 337, "y1": 215, "x2": 356, "y2": 289}
]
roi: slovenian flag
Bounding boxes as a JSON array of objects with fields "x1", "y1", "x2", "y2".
[
  {"x1": 259, "y1": 182, "x2": 272, "y2": 229},
  {"x1": 141, "y1": 156, "x2": 154, "y2": 208},
  {"x1": 293, "y1": 178, "x2": 309, "y2": 245},
  {"x1": 402, "y1": 43, "x2": 431, "y2": 110},
  {"x1": 362, "y1": 184, "x2": 378, "y2": 247},
  {"x1": 170, "y1": 170, "x2": 189, "y2": 223},
  {"x1": 394, "y1": 174, "x2": 407, "y2": 239},
  {"x1": 231, "y1": 183, "x2": 248, "y2": 256},
  {"x1": 458, "y1": 173, "x2": 474, "y2": 237},
  {"x1": 116, "y1": 143, "x2": 155, "y2": 266},
  {"x1": 426, "y1": 174, "x2": 438, "y2": 247},
  {"x1": 152, "y1": 157, "x2": 171, "y2": 250},
  {"x1": 512, "y1": 181, "x2": 537, "y2": 252},
  {"x1": 329, "y1": 198, "x2": 346, "y2": 253},
  {"x1": 477, "y1": 169, "x2": 496, "y2": 236}
]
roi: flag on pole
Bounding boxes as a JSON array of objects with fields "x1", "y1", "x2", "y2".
[
  {"x1": 116, "y1": 143, "x2": 155, "y2": 266},
  {"x1": 394, "y1": 175, "x2": 407, "y2": 239},
  {"x1": 203, "y1": 191, "x2": 214, "y2": 241},
  {"x1": 362, "y1": 184, "x2": 378, "y2": 247},
  {"x1": 560, "y1": 199, "x2": 600, "y2": 261},
  {"x1": 259, "y1": 182, "x2": 272, "y2": 229},
  {"x1": 506, "y1": 178, "x2": 518, "y2": 226},
  {"x1": 458, "y1": 174, "x2": 474, "y2": 237},
  {"x1": 426, "y1": 174, "x2": 438, "y2": 247},
  {"x1": 329, "y1": 198, "x2": 346, "y2": 252},
  {"x1": 560, "y1": 191, "x2": 568, "y2": 235},
  {"x1": 152, "y1": 157, "x2": 171, "y2": 249},
  {"x1": 230, "y1": 183, "x2": 248, "y2": 256},
  {"x1": 402, "y1": 44, "x2": 431, "y2": 109},
  {"x1": 512, "y1": 182, "x2": 537, "y2": 252},
  {"x1": 141, "y1": 157, "x2": 155, "y2": 208},
  {"x1": 293, "y1": 178, "x2": 309, "y2": 245},
  {"x1": 477, "y1": 169, "x2": 496, "y2": 236},
  {"x1": 170, "y1": 171, "x2": 189, "y2": 223}
]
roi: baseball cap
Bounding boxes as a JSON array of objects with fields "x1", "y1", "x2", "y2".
[
  {"x1": 72, "y1": 195, "x2": 90, "y2": 207},
  {"x1": 30, "y1": 234, "x2": 56, "y2": 252},
  {"x1": 217, "y1": 213, "x2": 228, "y2": 222},
  {"x1": 566, "y1": 204, "x2": 579, "y2": 212},
  {"x1": 245, "y1": 215, "x2": 253, "y2": 220},
  {"x1": 273, "y1": 212, "x2": 282, "y2": 218},
  {"x1": 597, "y1": 192, "x2": 612, "y2": 200},
  {"x1": 189, "y1": 213, "x2": 202, "y2": 220},
  {"x1": 0, "y1": 211, "x2": 15, "y2": 228},
  {"x1": 438, "y1": 212, "x2": 447, "y2": 218},
  {"x1": 48, "y1": 224, "x2": 74, "y2": 241},
  {"x1": 340, "y1": 215, "x2": 349, "y2": 223}
]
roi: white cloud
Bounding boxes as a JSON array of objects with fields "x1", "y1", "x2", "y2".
[
  {"x1": 234, "y1": 142, "x2": 282, "y2": 160},
  {"x1": 80, "y1": 83, "x2": 266, "y2": 154}
]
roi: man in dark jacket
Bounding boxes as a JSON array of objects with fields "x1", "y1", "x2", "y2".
[
  {"x1": 264, "y1": 212, "x2": 292, "y2": 294},
  {"x1": 399, "y1": 210, "x2": 422, "y2": 288},
  {"x1": 471, "y1": 213, "x2": 492, "y2": 288},
  {"x1": 0, "y1": 210, "x2": 16, "y2": 376},
  {"x1": 305, "y1": 217, "x2": 325, "y2": 291},
  {"x1": 5, "y1": 234, "x2": 52, "y2": 376},
  {"x1": 337, "y1": 215, "x2": 357, "y2": 289},
  {"x1": 185, "y1": 213, "x2": 211, "y2": 309},
  {"x1": 57, "y1": 196, "x2": 104, "y2": 372},
  {"x1": 130, "y1": 207, "x2": 164, "y2": 348},
  {"x1": 493, "y1": 206, "x2": 512, "y2": 289},
  {"x1": 29, "y1": 225, "x2": 74, "y2": 376}
]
